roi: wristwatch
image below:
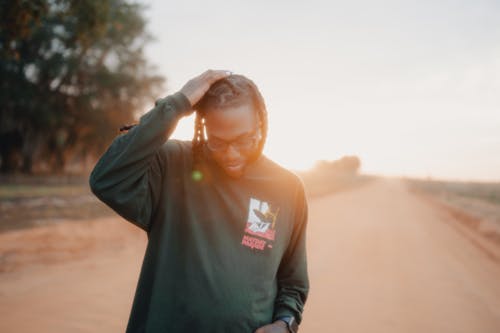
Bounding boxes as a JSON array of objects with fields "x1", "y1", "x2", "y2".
[{"x1": 277, "y1": 316, "x2": 298, "y2": 333}]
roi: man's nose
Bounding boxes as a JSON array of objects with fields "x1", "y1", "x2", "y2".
[{"x1": 225, "y1": 144, "x2": 240, "y2": 159}]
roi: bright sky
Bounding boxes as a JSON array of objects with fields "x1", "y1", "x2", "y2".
[{"x1": 141, "y1": 0, "x2": 500, "y2": 181}]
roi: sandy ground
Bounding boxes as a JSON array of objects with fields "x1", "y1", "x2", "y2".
[{"x1": 1, "y1": 178, "x2": 500, "y2": 332}]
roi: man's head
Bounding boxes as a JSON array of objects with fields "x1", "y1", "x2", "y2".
[{"x1": 192, "y1": 74, "x2": 268, "y2": 178}]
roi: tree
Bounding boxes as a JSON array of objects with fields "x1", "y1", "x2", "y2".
[
  {"x1": 0, "y1": 0, "x2": 164, "y2": 173},
  {"x1": 314, "y1": 156, "x2": 361, "y2": 175}
]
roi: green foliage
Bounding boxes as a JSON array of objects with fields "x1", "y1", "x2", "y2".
[{"x1": 0, "y1": 0, "x2": 164, "y2": 173}]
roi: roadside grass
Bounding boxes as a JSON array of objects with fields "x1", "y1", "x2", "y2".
[
  {"x1": 0, "y1": 184, "x2": 90, "y2": 200},
  {"x1": 406, "y1": 178, "x2": 500, "y2": 246},
  {"x1": 406, "y1": 179, "x2": 500, "y2": 206},
  {"x1": 0, "y1": 176, "x2": 113, "y2": 233}
]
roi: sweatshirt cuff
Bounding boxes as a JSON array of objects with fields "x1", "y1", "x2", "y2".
[
  {"x1": 273, "y1": 308, "x2": 300, "y2": 324},
  {"x1": 155, "y1": 91, "x2": 192, "y2": 116}
]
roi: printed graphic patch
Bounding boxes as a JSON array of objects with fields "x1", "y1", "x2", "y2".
[{"x1": 241, "y1": 198, "x2": 279, "y2": 251}]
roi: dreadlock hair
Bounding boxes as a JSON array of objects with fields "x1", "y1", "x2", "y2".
[{"x1": 191, "y1": 74, "x2": 268, "y2": 179}]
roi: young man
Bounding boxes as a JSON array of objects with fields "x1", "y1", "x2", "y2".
[{"x1": 89, "y1": 70, "x2": 309, "y2": 333}]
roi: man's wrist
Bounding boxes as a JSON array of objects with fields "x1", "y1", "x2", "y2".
[
  {"x1": 154, "y1": 92, "x2": 193, "y2": 117},
  {"x1": 274, "y1": 319, "x2": 288, "y2": 330},
  {"x1": 275, "y1": 316, "x2": 298, "y2": 333},
  {"x1": 176, "y1": 91, "x2": 193, "y2": 111}
]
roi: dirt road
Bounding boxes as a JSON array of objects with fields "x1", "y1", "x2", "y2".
[{"x1": 1, "y1": 179, "x2": 499, "y2": 332}]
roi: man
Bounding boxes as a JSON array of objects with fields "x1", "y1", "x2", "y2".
[{"x1": 89, "y1": 70, "x2": 309, "y2": 333}]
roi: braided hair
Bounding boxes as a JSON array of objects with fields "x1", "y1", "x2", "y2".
[{"x1": 191, "y1": 74, "x2": 268, "y2": 179}]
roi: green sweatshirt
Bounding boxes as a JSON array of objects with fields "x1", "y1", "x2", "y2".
[{"x1": 89, "y1": 92, "x2": 309, "y2": 333}]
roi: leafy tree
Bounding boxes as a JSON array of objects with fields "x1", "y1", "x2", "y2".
[{"x1": 0, "y1": 0, "x2": 164, "y2": 173}]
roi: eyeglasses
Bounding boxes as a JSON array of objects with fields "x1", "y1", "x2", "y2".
[{"x1": 206, "y1": 130, "x2": 260, "y2": 152}]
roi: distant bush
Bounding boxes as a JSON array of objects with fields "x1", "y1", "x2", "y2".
[{"x1": 298, "y1": 155, "x2": 371, "y2": 197}]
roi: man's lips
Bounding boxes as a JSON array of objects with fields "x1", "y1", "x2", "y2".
[{"x1": 223, "y1": 162, "x2": 244, "y2": 172}]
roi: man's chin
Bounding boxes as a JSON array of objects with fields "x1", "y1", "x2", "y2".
[{"x1": 223, "y1": 164, "x2": 245, "y2": 178}]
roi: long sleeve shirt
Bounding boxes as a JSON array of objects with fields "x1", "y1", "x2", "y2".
[{"x1": 89, "y1": 92, "x2": 309, "y2": 333}]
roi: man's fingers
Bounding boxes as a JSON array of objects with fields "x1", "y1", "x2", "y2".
[
  {"x1": 179, "y1": 69, "x2": 233, "y2": 108},
  {"x1": 203, "y1": 69, "x2": 232, "y2": 83}
]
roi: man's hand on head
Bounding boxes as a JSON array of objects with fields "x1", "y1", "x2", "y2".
[
  {"x1": 254, "y1": 320, "x2": 289, "y2": 333},
  {"x1": 179, "y1": 69, "x2": 232, "y2": 114}
]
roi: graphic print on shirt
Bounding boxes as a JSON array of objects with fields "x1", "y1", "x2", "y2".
[{"x1": 241, "y1": 198, "x2": 280, "y2": 251}]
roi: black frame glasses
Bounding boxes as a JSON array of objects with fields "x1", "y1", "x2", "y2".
[{"x1": 206, "y1": 130, "x2": 260, "y2": 152}]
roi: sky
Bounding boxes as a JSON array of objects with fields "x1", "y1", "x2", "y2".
[{"x1": 140, "y1": 0, "x2": 500, "y2": 181}]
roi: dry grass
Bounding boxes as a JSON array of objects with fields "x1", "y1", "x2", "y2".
[
  {"x1": 406, "y1": 178, "x2": 500, "y2": 246},
  {"x1": 0, "y1": 175, "x2": 114, "y2": 233}
]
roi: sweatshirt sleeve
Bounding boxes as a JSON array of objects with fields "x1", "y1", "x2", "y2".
[
  {"x1": 273, "y1": 181, "x2": 310, "y2": 324},
  {"x1": 89, "y1": 92, "x2": 191, "y2": 232}
]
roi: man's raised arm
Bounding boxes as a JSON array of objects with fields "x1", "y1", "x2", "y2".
[
  {"x1": 89, "y1": 69, "x2": 231, "y2": 231},
  {"x1": 89, "y1": 92, "x2": 191, "y2": 231}
]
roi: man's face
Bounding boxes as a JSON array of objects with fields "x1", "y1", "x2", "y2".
[{"x1": 204, "y1": 104, "x2": 261, "y2": 178}]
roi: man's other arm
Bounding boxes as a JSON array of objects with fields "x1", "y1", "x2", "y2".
[{"x1": 273, "y1": 181, "x2": 310, "y2": 325}]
